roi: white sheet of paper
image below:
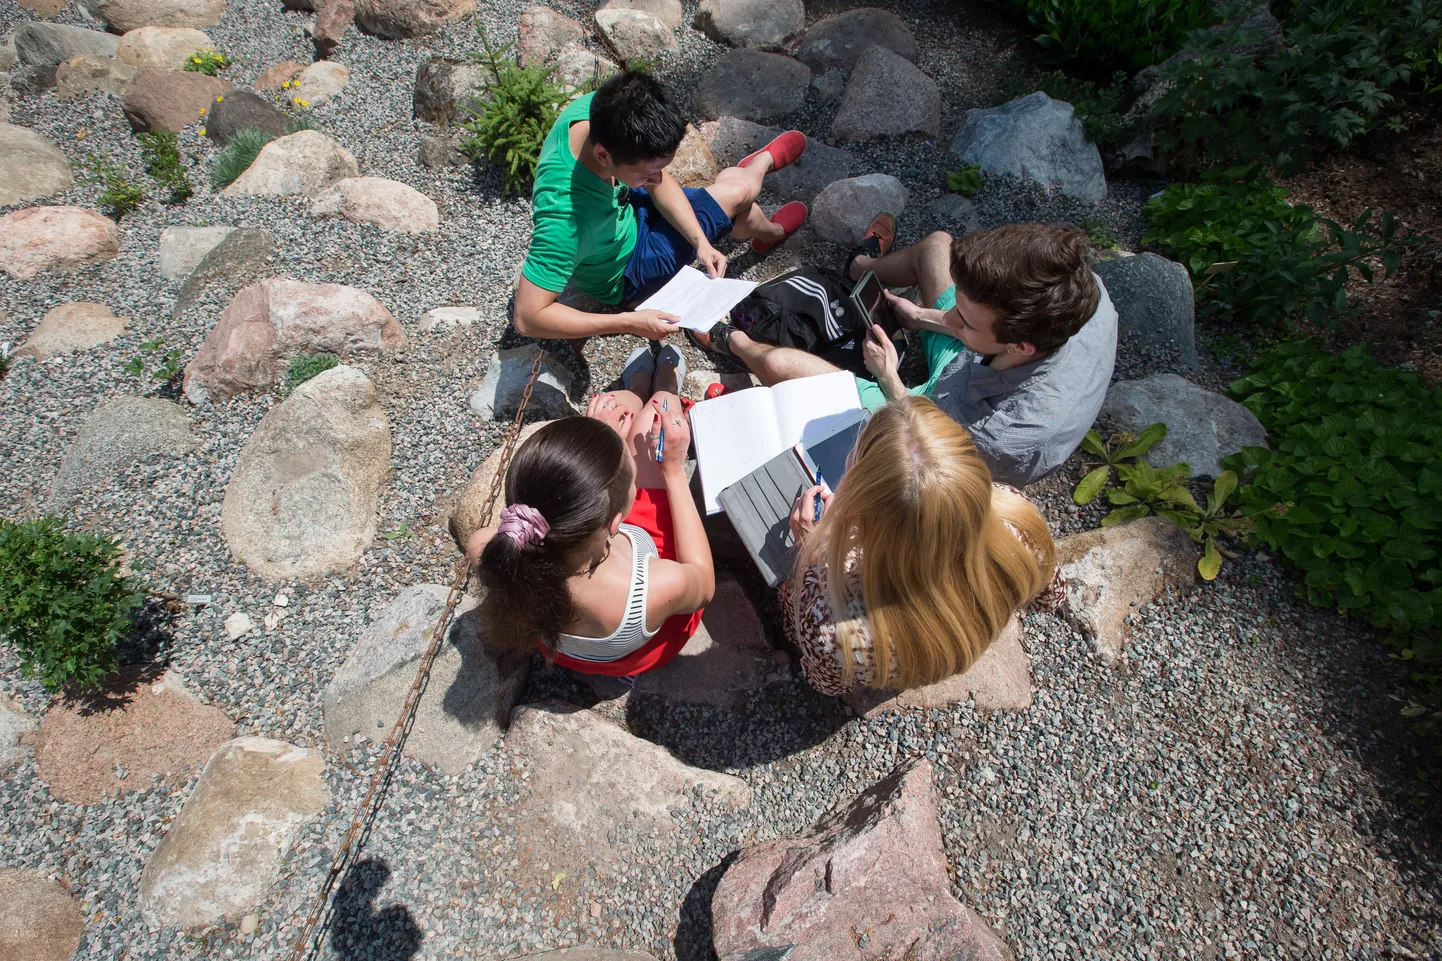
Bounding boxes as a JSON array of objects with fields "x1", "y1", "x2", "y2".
[{"x1": 636, "y1": 266, "x2": 757, "y2": 333}]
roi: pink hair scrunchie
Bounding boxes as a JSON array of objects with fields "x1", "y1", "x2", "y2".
[{"x1": 497, "y1": 503, "x2": 550, "y2": 547}]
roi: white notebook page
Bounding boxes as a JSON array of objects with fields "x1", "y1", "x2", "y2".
[
  {"x1": 636, "y1": 266, "x2": 758, "y2": 333},
  {"x1": 689, "y1": 386, "x2": 783, "y2": 514},
  {"x1": 771, "y1": 371, "x2": 864, "y2": 447}
]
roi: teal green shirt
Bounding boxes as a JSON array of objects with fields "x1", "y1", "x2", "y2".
[{"x1": 521, "y1": 92, "x2": 638, "y2": 305}]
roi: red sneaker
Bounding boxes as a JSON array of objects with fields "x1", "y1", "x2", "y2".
[
  {"x1": 738, "y1": 130, "x2": 807, "y2": 172},
  {"x1": 752, "y1": 201, "x2": 807, "y2": 254}
]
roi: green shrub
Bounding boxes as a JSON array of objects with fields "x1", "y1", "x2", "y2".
[
  {"x1": 458, "y1": 26, "x2": 571, "y2": 194},
  {"x1": 0, "y1": 517, "x2": 142, "y2": 692},
  {"x1": 1143, "y1": 173, "x2": 1412, "y2": 328},
  {"x1": 990, "y1": 0, "x2": 1216, "y2": 73},
  {"x1": 210, "y1": 127, "x2": 276, "y2": 188},
  {"x1": 184, "y1": 48, "x2": 232, "y2": 76},
  {"x1": 1153, "y1": 0, "x2": 1442, "y2": 174},
  {"x1": 76, "y1": 151, "x2": 145, "y2": 220},
  {"x1": 286, "y1": 352, "x2": 340, "y2": 391},
  {"x1": 137, "y1": 129, "x2": 193, "y2": 204},
  {"x1": 945, "y1": 166, "x2": 983, "y2": 198},
  {"x1": 1225, "y1": 341, "x2": 1442, "y2": 749}
]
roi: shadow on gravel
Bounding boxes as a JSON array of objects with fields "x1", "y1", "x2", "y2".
[
  {"x1": 330, "y1": 859, "x2": 422, "y2": 961},
  {"x1": 674, "y1": 853, "x2": 735, "y2": 961}
]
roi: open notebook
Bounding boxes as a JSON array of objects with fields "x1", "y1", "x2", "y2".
[
  {"x1": 688, "y1": 371, "x2": 863, "y2": 514},
  {"x1": 636, "y1": 266, "x2": 757, "y2": 333}
]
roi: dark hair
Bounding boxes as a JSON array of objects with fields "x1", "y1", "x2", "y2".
[
  {"x1": 588, "y1": 70, "x2": 686, "y2": 165},
  {"x1": 478, "y1": 418, "x2": 632, "y2": 658},
  {"x1": 949, "y1": 224, "x2": 1101, "y2": 354}
]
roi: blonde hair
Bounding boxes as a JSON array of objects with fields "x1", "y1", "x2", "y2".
[{"x1": 793, "y1": 396, "x2": 1056, "y2": 689}]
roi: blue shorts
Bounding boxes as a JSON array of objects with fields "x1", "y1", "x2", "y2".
[{"x1": 622, "y1": 187, "x2": 734, "y2": 304}]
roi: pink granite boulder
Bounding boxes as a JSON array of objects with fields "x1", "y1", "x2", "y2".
[{"x1": 0, "y1": 206, "x2": 120, "y2": 280}]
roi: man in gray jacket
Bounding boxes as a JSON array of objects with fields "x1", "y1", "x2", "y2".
[{"x1": 696, "y1": 220, "x2": 1118, "y2": 487}]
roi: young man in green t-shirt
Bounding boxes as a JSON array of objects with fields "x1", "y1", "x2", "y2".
[{"x1": 514, "y1": 71, "x2": 809, "y2": 343}]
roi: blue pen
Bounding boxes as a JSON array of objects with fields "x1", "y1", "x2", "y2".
[
  {"x1": 656, "y1": 399, "x2": 667, "y2": 462},
  {"x1": 813, "y1": 468, "x2": 824, "y2": 521}
]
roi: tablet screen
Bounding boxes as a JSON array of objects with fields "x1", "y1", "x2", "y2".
[
  {"x1": 803, "y1": 414, "x2": 866, "y2": 488},
  {"x1": 852, "y1": 272, "x2": 898, "y2": 335}
]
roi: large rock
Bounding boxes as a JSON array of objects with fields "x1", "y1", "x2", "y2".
[
  {"x1": 253, "y1": 60, "x2": 305, "y2": 91},
  {"x1": 1101, "y1": 374, "x2": 1268, "y2": 479},
  {"x1": 833, "y1": 45, "x2": 939, "y2": 142},
  {"x1": 0, "y1": 206, "x2": 120, "y2": 281},
  {"x1": 309, "y1": 0, "x2": 354, "y2": 57},
  {"x1": 508, "y1": 952, "x2": 658, "y2": 961},
  {"x1": 842, "y1": 615, "x2": 1030, "y2": 717},
  {"x1": 324, "y1": 585, "x2": 529, "y2": 774},
  {"x1": 15, "y1": 302, "x2": 128, "y2": 361},
  {"x1": 220, "y1": 130, "x2": 359, "y2": 198},
  {"x1": 601, "y1": 0, "x2": 682, "y2": 31},
  {"x1": 594, "y1": 8, "x2": 676, "y2": 64},
  {"x1": 504, "y1": 703, "x2": 750, "y2": 873},
  {"x1": 221, "y1": 366, "x2": 391, "y2": 580},
  {"x1": 1093, "y1": 253, "x2": 1197, "y2": 370},
  {"x1": 587, "y1": 575, "x2": 790, "y2": 707},
  {"x1": 417, "y1": 132, "x2": 466, "y2": 168},
  {"x1": 138, "y1": 737, "x2": 328, "y2": 930},
  {"x1": 204, "y1": 89, "x2": 289, "y2": 145},
  {"x1": 353, "y1": 0, "x2": 475, "y2": 38},
  {"x1": 552, "y1": 46, "x2": 618, "y2": 91},
  {"x1": 55, "y1": 54, "x2": 139, "y2": 97},
  {"x1": 34, "y1": 671, "x2": 234, "y2": 804},
  {"x1": 469, "y1": 344, "x2": 577, "y2": 422},
  {"x1": 295, "y1": 59, "x2": 348, "y2": 105},
  {"x1": 79, "y1": 0, "x2": 226, "y2": 31},
  {"x1": 412, "y1": 56, "x2": 488, "y2": 123},
  {"x1": 0, "y1": 695, "x2": 38, "y2": 776},
  {"x1": 517, "y1": 5, "x2": 584, "y2": 66},
  {"x1": 122, "y1": 67, "x2": 231, "y2": 133},
  {"x1": 693, "y1": 49, "x2": 809, "y2": 123},
  {"x1": 1056, "y1": 516, "x2": 1199, "y2": 663},
  {"x1": 10, "y1": 63, "x2": 61, "y2": 97},
  {"x1": 667, "y1": 122, "x2": 718, "y2": 188},
  {"x1": 0, "y1": 123, "x2": 72, "y2": 206},
  {"x1": 448, "y1": 420, "x2": 545, "y2": 549},
  {"x1": 417, "y1": 305, "x2": 481, "y2": 333},
  {"x1": 311, "y1": 176, "x2": 439, "y2": 234},
  {"x1": 694, "y1": 0, "x2": 804, "y2": 50},
  {"x1": 18, "y1": 0, "x2": 70, "y2": 13},
  {"x1": 171, "y1": 226, "x2": 277, "y2": 318},
  {"x1": 950, "y1": 92, "x2": 1106, "y2": 202},
  {"x1": 797, "y1": 7, "x2": 917, "y2": 72},
  {"x1": 116, "y1": 26, "x2": 212, "y2": 69},
  {"x1": 159, "y1": 225, "x2": 236, "y2": 278},
  {"x1": 184, "y1": 277, "x2": 403, "y2": 404},
  {"x1": 700, "y1": 116, "x2": 852, "y2": 203},
  {"x1": 712, "y1": 759, "x2": 1013, "y2": 961},
  {"x1": 49, "y1": 397, "x2": 195, "y2": 510},
  {"x1": 810, "y1": 174, "x2": 909, "y2": 247},
  {"x1": 0, "y1": 869, "x2": 85, "y2": 961},
  {"x1": 14, "y1": 22, "x2": 121, "y2": 65}
]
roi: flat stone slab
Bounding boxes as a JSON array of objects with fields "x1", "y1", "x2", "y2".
[
  {"x1": 699, "y1": 117, "x2": 853, "y2": 203},
  {"x1": 0, "y1": 123, "x2": 72, "y2": 206},
  {"x1": 158, "y1": 226, "x2": 236, "y2": 280},
  {"x1": 469, "y1": 344, "x2": 577, "y2": 422},
  {"x1": 15, "y1": 301, "x2": 128, "y2": 361}
]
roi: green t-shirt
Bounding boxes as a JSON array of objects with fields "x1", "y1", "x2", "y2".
[{"x1": 521, "y1": 92, "x2": 638, "y2": 305}]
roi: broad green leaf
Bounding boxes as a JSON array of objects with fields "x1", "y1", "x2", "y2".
[
  {"x1": 1080, "y1": 430, "x2": 1107, "y2": 458},
  {"x1": 1073, "y1": 466, "x2": 1111, "y2": 505},
  {"x1": 1199, "y1": 538, "x2": 1222, "y2": 580},
  {"x1": 1116, "y1": 422, "x2": 1167, "y2": 460},
  {"x1": 1101, "y1": 505, "x2": 1152, "y2": 527}
]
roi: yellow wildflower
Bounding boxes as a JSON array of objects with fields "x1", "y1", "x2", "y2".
[
  {"x1": 199, "y1": 107, "x2": 207, "y2": 115},
  {"x1": 215, "y1": 95, "x2": 224, "y2": 102},
  {"x1": 192, "y1": 57, "x2": 201, "y2": 63},
  {"x1": 282, "y1": 80, "x2": 291, "y2": 88},
  {"x1": 299, "y1": 99, "x2": 309, "y2": 107},
  {"x1": 199, "y1": 127, "x2": 207, "y2": 136}
]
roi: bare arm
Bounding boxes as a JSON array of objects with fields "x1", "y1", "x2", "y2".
[
  {"x1": 514, "y1": 277, "x2": 681, "y2": 340},
  {"x1": 641, "y1": 398, "x2": 714, "y2": 618},
  {"x1": 883, "y1": 289, "x2": 955, "y2": 337},
  {"x1": 648, "y1": 169, "x2": 727, "y2": 278}
]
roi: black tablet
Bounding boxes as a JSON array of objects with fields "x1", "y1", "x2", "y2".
[{"x1": 851, "y1": 271, "x2": 900, "y2": 336}]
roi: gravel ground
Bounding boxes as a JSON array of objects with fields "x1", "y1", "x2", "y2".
[{"x1": 2, "y1": 1, "x2": 1441, "y2": 960}]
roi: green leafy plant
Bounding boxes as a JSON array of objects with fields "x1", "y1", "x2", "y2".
[
  {"x1": 458, "y1": 25, "x2": 571, "y2": 194},
  {"x1": 0, "y1": 517, "x2": 143, "y2": 692},
  {"x1": 990, "y1": 0, "x2": 1216, "y2": 73},
  {"x1": 1085, "y1": 220, "x2": 1120, "y2": 250},
  {"x1": 285, "y1": 352, "x2": 339, "y2": 391},
  {"x1": 124, "y1": 339, "x2": 182, "y2": 383},
  {"x1": 383, "y1": 523, "x2": 413, "y2": 541},
  {"x1": 945, "y1": 166, "x2": 983, "y2": 198},
  {"x1": 1143, "y1": 173, "x2": 1415, "y2": 329},
  {"x1": 1073, "y1": 424, "x2": 1166, "y2": 504},
  {"x1": 184, "y1": 48, "x2": 232, "y2": 76},
  {"x1": 137, "y1": 130, "x2": 193, "y2": 204},
  {"x1": 209, "y1": 127, "x2": 276, "y2": 188},
  {"x1": 997, "y1": 69, "x2": 1131, "y2": 148},
  {"x1": 76, "y1": 151, "x2": 145, "y2": 220},
  {"x1": 1225, "y1": 340, "x2": 1442, "y2": 752},
  {"x1": 1153, "y1": 0, "x2": 1442, "y2": 174}
]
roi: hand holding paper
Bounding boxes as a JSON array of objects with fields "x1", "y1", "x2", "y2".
[{"x1": 637, "y1": 266, "x2": 757, "y2": 333}]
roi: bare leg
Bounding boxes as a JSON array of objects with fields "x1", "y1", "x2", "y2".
[
  {"x1": 727, "y1": 331, "x2": 844, "y2": 386},
  {"x1": 849, "y1": 230, "x2": 955, "y2": 308},
  {"x1": 652, "y1": 355, "x2": 680, "y2": 395},
  {"x1": 626, "y1": 366, "x2": 652, "y2": 401},
  {"x1": 705, "y1": 161, "x2": 785, "y2": 245}
]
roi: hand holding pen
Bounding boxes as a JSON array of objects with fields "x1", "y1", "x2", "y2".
[{"x1": 790, "y1": 481, "x2": 832, "y2": 541}]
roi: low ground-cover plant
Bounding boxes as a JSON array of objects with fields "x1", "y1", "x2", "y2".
[
  {"x1": 209, "y1": 127, "x2": 275, "y2": 188},
  {"x1": 124, "y1": 338, "x2": 183, "y2": 384},
  {"x1": 286, "y1": 352, "x2": 339, "y2": 391},
  {"x1": 1143, "y1": 173, "x2": 1413, "y2": 329},
  {"x1": 1226, "y1": 341, "x2": 1442, "y2": 747},
  {"x1": 990, "y1": 0, "x2": 1215, "y2": 74},
  {"x1": 1153, "y1": 0, "x2": 1442, "y2": 174},
  {"x1": 945, "y1": 166, "x2": 983, "y2": 198},
  {"x1": 76, "y1": 151, "x2": 145, "y2": 220},
  {"x1": 997, "y1": 69, "x2": 1130, "y2": 149},
  {"x1": 459, "y1": 26, "x2": 571, "y2": 194},
  {"x1": 185, "y1": 48, "x2": 232, "y2": 75},
  {"x1": 0, "y1": 517, "x2": 143, "y2": 692},
  {"x1": 137, "y1": 130, "x2": 193, "y2": 204}
]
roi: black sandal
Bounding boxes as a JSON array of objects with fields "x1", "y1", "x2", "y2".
[{"x1": 685, "y1": 320, "x2": 739, "y2": 359}]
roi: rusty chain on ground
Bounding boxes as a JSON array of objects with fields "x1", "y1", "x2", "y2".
[{"x1": 285, "y1": 350, "x2": 545, "y2": 961}]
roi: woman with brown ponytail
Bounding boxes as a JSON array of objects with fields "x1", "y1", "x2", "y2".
[{"x1": 465, "y1": 349, "x2": 714, "y2": 679}]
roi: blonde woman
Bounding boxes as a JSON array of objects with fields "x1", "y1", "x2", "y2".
[{"x1": 779, "y1": 396, "x2": 1065, "y2": 696}]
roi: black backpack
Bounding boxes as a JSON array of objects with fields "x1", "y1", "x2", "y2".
[{"x1": 729, "y1": 266, "x2": 875, "y2": 377}]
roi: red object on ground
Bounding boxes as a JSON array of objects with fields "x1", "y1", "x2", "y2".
[
  {"x1": 547, "y1": 487, "x2": 704, "y2": 677},
  {"x1": 752, "y1": 201, "x2": 808, "y2": 253},
  {"x1": 739, "y1": 130, "x2": 808, "y2": 171},
  {"x1": 704, "y1": 382, "x2": 730, "y2": 400}
]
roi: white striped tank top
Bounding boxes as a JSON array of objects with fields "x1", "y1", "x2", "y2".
[{"x1": 554, "y1": 524, "x2": 659, "y2": 663}]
